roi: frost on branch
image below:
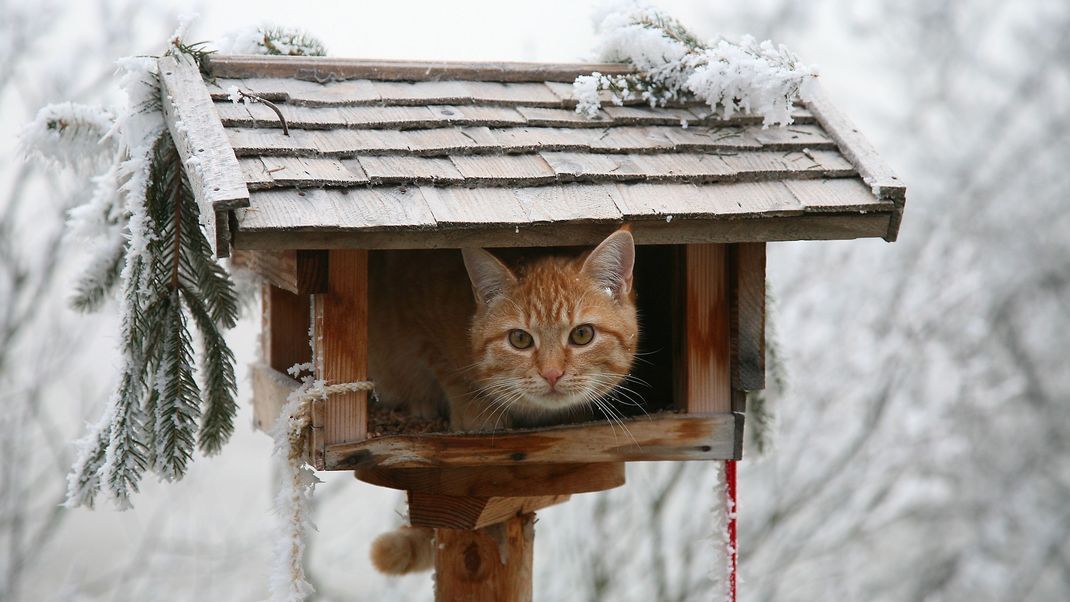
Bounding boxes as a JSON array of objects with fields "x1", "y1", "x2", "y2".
[
  {"x1": 216, "y1": 24, "x2": 327, "y2": 57},
  {"x1": 575, "y1": 4, "x2": 817, "y2": 126},
  {"x1": 19, "y1": 102, "x2": 116, "y2": 170}
]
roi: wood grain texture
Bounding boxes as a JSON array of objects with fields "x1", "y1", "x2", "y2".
[
  {"x1": 804, "y1": 83, "x2": 907, "y2": 240},
  {"x1": 324, "y1": 413, "x2": 739, "y2": 470},
  {"x1": 312, "y1": 250, "x2": 369, "y2": 456},
  {"x1": 158, "y1": 54, "x2": 250, "y2": 257},
  {"x1": 683, "y1": 245, "x2": 732, "y2": 414},
  {"x1": 242, "y1": 187, "x2": 438, "y2": 231},
  {"x1": 231, "y1": 249, "x2": 327, "y2": 294},
  {"x1": 208, "y1": 54, "x2": 634, "y2": 82},
  {"x1": 354, "y1": 463, "x2": 625, "y2": 497},
  {"x1": 263, "y1": 284, "x2": 313, "y2": 378},
  {"x1": 410, "y1": 493, "x2": 567, "y2": 530},
  {"x1": 233, "y1": 212, "x2": 895, "y2": 251},
  {"x1": 729, "y1": 243, "x2": 766, "y2": 392},
  {"x1": 249, "y1": 361, "x2": 300, "y2": 433},
  {"x1": 434, "y1": 513, "x2": 535, "y2": 602}
]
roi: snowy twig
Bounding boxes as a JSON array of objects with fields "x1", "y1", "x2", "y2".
[{"x1": 230, "y1": 88, "x2": 289, "y2": 136}]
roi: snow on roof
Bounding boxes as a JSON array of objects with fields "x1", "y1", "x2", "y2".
[{"x1": 160, "y1": 54, "x2": 905, "y2": 257}]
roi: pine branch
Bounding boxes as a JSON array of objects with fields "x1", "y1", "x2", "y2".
[
  {"x1": 151, "y1": 290, "x2": 201, "y2": 481},
  {"x1": 182, "y1": 286, "x2": 237, "y2": 455},
  {"x1": 71, "y1": 234, "x2": 126, "y2": 312}
]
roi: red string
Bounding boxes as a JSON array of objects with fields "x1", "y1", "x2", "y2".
[{"x1": 726, "y1": 460, "x2": 738, "y2": 602}]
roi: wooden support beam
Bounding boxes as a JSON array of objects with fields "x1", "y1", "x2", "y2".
[
  {"x1": 311, "y1": 250, "x2": 369, "y2": 467},
  {"x1": 434, "y1": 513, "x2": 535, "y2": 602},
  {"x1": 409, "y1": 493, "x2": 567, "y2": 531},
  {"x1": 730, "y1": 243, "x2": 766, "y2": 393},
  {"x1": 355, "y1": 463, "x2": 625, "y2": 497},
  {"x1": 681, "y1": 244, "x2": 732, "y2": 414},
  {"x1": 232, "y1": 249, "x2": 328, "y2": 295}
]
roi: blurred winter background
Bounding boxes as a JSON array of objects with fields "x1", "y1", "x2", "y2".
[{"x1": 2, "y1": 0, "x2": 1068, "y2": 600}]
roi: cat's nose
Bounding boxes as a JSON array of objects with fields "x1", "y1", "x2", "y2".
[{"x1": 540, "y1": 368, "x2": 563, "y2": 388}]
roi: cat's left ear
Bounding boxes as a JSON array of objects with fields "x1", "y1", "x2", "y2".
[
  {"x1": 462, "y1": 248, "x2": 517, "y2": 305},
  {"x1": 582, "y1": 229, "x2": 635, "y2": 296}
]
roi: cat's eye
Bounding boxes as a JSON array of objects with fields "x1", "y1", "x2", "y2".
[
  {"x1": 508, "y1": 329, "x2": 534, "y2": 349},
  {"x1": 569, "y1": 324, "x2": 595, "y2": 346}
]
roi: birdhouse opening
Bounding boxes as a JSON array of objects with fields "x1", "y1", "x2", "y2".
[{"x1": 247, "y1": 238, "x2": 758, "y2": 472}]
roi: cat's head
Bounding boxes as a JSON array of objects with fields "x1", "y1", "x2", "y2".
[{"x1": 462, "y1": 229, "x2": 639, "y2": 422}]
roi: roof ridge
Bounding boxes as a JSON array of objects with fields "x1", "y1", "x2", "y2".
[{"x1": 208, "y1": 55, "x2": 635, "y2": 83}]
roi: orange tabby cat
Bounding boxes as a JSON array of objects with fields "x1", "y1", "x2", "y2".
[
  {"x1": 368, "y1": 229, "x2": 639, "y2": 574},
  {"x1": 368, "y1": 228, "x2": 639, "y2": 432}
]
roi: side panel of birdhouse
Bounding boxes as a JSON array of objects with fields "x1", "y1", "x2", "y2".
[{"x1": 311, "y1": 250, "x2": 370, "y2": 467}]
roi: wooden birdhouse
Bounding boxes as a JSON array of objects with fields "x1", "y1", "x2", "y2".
[{"x1": 159, "y1": 52, "x2": 904, "y2": 599}]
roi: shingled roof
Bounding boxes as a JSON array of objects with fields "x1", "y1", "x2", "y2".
[{"x1": 158, "y1": 54, "x2": 905, "y2": 257}]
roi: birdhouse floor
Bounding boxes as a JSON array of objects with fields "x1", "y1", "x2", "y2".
[{"x1": 250, "y1": 361, "x2": 741, "y2": 472}]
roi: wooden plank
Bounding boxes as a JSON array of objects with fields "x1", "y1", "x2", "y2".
[
  {"x1": 250, "y1": 361, "x2": 300, "y2": 432},
  {"x1": 158, "y1": 54, "x2": 251, "y2": 257},
  {"x1": 512, "y1": 184, "x2": 623, "y2": 223},
  {"x1": 255, "y1": 156, "x2": 369, "y2": 187},
  {"x1": 428, "y1": 104, "x2": 527, "y2": 126},
  {"x1": 514, "y1": 106, "x2": 611, "y2": 127},
  {"x1": 228, "y1": 126, "x2": 502, "y2": 157},
  {"x1": 683, "y1": 244, "x2": 732, "y2": 414},
  {"x1": 449, "y1": 154, "x2": 557, "y2": 185},
  {"x1": 662, "y1": 125, "x2": 763, "y2": 150},
  {"x1": 231, "y1": 248, "x2": 327, "y2": 294},
  {"x1": 410, "y1": 493, "x2": 567, "y2": 530},
  {"x1": 243, "y1": 187, "x2": 438, "y2": 231},
  {"x1": 207, "y1": 55, "x2": 635, "y2": 82},
  {"x1": 751, "y1": 123, "x2": 834, "y2": 149},
  {"x1": 420, "y1": 186, "x2": 530, "y2": 226},
  {"x1": 357, "y1": 155, "x2": 464, "y2": 184},
  {"x1": 312, "y1": 250, "x2": 369, "y2": 461},
  {"x1": 601, "y1": 105, "x2": 700, "y2": 125},
  {"x1": 612, "y1": 181, "x2": 805, "y2": 220},
  {"x1": 325, "y1": 413, "x2": 739, "y2": 469},
  {"x1": 239, "y1": 157, "x2": 272, "y2": 189},
  {"x1": 785, "y1": 178, "x2": 889, "y2": 212},
  {"x1": 804, "y1": 83, "x2": 906, "y2": 240},
  {"x1": 729, "y1": 243, "x2": 765, "y2": 391},
  {"x1": 434, "y1": 513, "x2": 535, "y2": 602},
  {"x1": 354, "y1": 463, "x2": 625, "y2": 497},
  {"x1": 234, "y1": 210, "x2": 895, "y2": 250},
  {"x1": 226, "y1": 124, "x2": 833, "y2": 158}
]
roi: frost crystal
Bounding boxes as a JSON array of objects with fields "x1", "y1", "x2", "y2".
[{"x1": 576, "y1": 4, "x2": 817, "y2": 127}]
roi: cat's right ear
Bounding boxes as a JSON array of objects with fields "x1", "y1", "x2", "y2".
[{"x1": 462, "y1": 248, "x2": 517, "y2": 305}]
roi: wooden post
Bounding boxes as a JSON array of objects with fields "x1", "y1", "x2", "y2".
[
  {"x1": 434, "y1": 513, "x2": 535, "y2": 602},
  {"x1": 680, "y1": 244, "x2": 732, "y2": 414},
  {"x1": 311, "y1": 249, "x2": 369, "y2": 468}
]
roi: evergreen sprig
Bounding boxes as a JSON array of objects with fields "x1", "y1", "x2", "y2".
[
  {"x1": 65, "y1": 131, "x2": 240, "y2": 508},
  {"x1": 259, "y1": 26, "x2": 327, "y2": 57}
]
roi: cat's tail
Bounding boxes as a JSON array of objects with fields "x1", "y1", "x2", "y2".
[{"x1": 370, "y1": 526, "x2": 435, "y2": 574}]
